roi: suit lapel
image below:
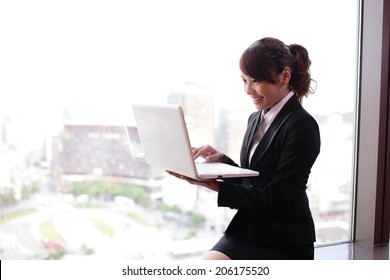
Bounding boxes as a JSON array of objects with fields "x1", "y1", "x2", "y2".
[
  {"x1": 240, "y1": 111, "x2": 261, "y2": 168},
  {"x1": 248, "y1": 95, "x2": 299, "y2": 169}
]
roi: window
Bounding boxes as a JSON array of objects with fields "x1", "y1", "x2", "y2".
[{"x1": 0, "y1": 0, "x2": 360, "y2": 259}]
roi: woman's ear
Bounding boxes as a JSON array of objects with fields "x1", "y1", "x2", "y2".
[{"x1": 280, "y1": 67, "x2": 291, "y2": 85}]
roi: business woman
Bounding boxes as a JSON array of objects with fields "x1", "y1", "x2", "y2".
[{"x1": 168, "y1": 37, "x2": 320, "y2": 260}]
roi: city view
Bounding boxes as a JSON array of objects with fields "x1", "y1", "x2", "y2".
[{"x1": 0, "y1": 87, "x2": 354, "y2": 259}]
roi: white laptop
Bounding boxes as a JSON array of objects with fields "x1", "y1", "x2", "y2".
[{"x1": 132, "y1": 104, "x2": 259, "y2": 180}]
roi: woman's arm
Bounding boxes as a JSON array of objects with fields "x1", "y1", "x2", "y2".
[{"x1": 218, "y1": 116, "x2": 320, "y2": 213}]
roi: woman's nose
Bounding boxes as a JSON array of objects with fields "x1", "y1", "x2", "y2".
[{"x1": 245, "y1": 83, "x2": 253, "y2": 95}]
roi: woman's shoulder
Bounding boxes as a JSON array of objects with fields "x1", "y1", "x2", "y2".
[{"x1": 284, "y1": 96, "x2": 317, "y2": 121}]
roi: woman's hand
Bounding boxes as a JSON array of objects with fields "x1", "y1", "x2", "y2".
[
  {"x1": 192, "y1": 145, "x2": 229, "y2": 163},
  {"x1": 166, "y1": 171, "x2": 220, "y2": 192},
  {"x1": 165, "y1": 144, "x2": 226, "y2": 192}
]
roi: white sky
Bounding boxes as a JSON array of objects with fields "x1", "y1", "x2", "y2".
[{"x1": 0, "y1": 0, "x2": 359, "y2": 124}]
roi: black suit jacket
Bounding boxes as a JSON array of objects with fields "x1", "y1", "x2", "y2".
[{"x1": 218, "y1": 95, "x2": 320, "y2": 247}]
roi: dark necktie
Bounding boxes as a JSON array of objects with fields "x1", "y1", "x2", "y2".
[{"x1": 249, "y1": 112, "x2": 267, "y2": 162}]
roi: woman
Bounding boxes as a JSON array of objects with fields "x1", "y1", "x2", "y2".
[{"x1": 168, "y1": 37, "x2": 320, "y2": 260}]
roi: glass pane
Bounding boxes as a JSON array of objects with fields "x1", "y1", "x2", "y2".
[{"x1": 0, "y1": 0, "x2": 359, "y2": 259}]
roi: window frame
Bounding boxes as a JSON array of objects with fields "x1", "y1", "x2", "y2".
[{"x1": 354, "y1": 0, "x2": 390, "y2": 246}]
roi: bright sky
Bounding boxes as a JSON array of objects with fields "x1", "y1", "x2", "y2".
[{"x1": 0, "y1": 0, "x2": 359, "y2": 127}]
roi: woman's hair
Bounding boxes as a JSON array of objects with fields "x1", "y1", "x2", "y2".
[{"x1": 239, "y1": 37, "x2": 315, "y2": 102}]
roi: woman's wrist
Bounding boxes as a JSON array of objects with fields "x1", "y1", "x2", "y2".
[{"x1": 220, "y1": 153, "x2": 229, "y2": 163}]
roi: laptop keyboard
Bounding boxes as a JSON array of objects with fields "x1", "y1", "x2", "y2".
[{"x1": 195, "y1": 162, "x2": 241, "y2": 175}]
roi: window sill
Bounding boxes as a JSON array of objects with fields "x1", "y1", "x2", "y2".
[{"x1": 315, "y1": 242, "x2": 390, "y2": 260}]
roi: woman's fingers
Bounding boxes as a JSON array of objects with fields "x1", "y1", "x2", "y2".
[
  {"x1": 192, "y1": 145, "x2": 217, "y2": 160},
  {"x1": 166, "y1": 170, "x2": 199, "y2": 184},
  {"x1": 192, "y1": 145, "x2": 228, "y2": 163},
  {"x1": 166, "y1": 170, "x2": 219, "y2": 192}
]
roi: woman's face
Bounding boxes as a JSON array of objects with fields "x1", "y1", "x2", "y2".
[{"x1": 241, "y1": 69, "x2": 290, "y2": 111}]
